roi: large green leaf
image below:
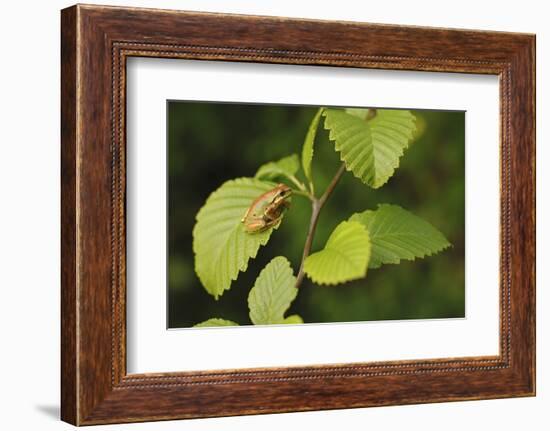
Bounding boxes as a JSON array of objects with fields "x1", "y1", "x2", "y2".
[
  {"x1": 350, "y1": 204, "x2": 451, "y2": 269},
  {"x1": 248, "y1": 256, "x2": 302, "y2": 325},
  {"x1": 255, "y1": 154, "x2": 300, "y2": 181},
  {"x1": 323, "y1": 108, "x2": 416, "y2": 188},
  {"x1": 301, "y1": 108, "x2": 323, "y2": 184},
  {"x1": 345, "y1": 107, "x2": 376, "y2": 120},
  {"x1": 194, "y1": 318, "x2": 239, "y2": 328},
  {"x1": 193, "y1": 178, "x2": 282, "y2": 299},
  {"x1": 304, "y1": 221, "x2": 371, "y2": 285}
]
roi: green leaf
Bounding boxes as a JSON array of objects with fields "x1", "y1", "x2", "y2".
[
  {"x1": 194, "y1": 318, "x2": 239, "y2": 327},
  {"x1": 248, "y1": 256, "x2": 302, "y2": 325},
  {"x1": 345, "y1": 107, "x2": 373, "y2": 120},
  {"x1": 323, "y1": 108, "x2": 416, "y2": 188},
  {"x1": 193, "y1": 178, "x2": 282, "y2": 299},
  {"x1": 350, "y1": 204, "x2": 451, "y2": 269},
  {"x1": 255, "y1": 154, "x2": 300, "y2": 181},
  {"x1": 304, "y1": 221, "x2": 371, "y2": 285},
  {"x1": 302, "y1": 108, "x2": 323, "y2": 183},
  {"x1": 282, "y1": 315, "x2": 304, "y2": 324}
]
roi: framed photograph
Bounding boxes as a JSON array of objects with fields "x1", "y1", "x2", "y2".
[{"x1": 61, "y1": 4, "x2": 535, "y2": 425}]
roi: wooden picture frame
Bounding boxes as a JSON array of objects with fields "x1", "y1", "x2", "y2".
[{"x1": 61, "y1": 4, "x2": 535, "y2": 425}]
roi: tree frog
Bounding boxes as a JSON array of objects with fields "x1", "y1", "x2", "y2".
[{"x1": 241, "y1": 184, "x2": 292, "y2": 233}]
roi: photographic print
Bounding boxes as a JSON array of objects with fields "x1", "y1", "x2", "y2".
[
  {"x1": 60, "y1": 6, "x2": 535, "y2": 423},
  {"x1": 168, "y1": 102, "x2": 465, "y2": 328}
]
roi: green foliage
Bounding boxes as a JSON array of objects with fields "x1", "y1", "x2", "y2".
[
  {"x1": 304, "y1": 221, "x2": 371, "y2": 285},
  {"x1": 255, "y1": 154, "x2": 300, "y2": 182},
  {"x1": 350, "y1": 204, "x2": 450, "y2": 269},
  {"x1": 187, "y1": 105, "x2": 456, "y2": 327},
  {"x1": 323, "y1": 108, "x2": 416, "y2": 188},
  {"x1": 345, "y1": 108, "x2": 372, "y2": 120},
  {"x1": 301, "y1": 108, "x2": 323, "y2": 185},
  {"x1": 248, "y1": 256, "x2": 302, "y2": 324},
  {"x1": 193, "y1": 178, "x2": 282, "y2": 299},
  {"x1": 195, "y1": 257, "x2": 302, "y2": 327},
  {"x1": 194, "y1": 318, "x2": 239, "y2": 327}
]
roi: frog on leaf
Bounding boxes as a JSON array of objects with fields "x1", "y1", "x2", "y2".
[{"x1": 241, "y1": 184, "x2": 292, "y2": 233}]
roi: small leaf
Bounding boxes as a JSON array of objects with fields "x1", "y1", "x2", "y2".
[
  {"x1": 193, "y1": 178, "x2": 282, "y2": 299},
  {"x1": 282, "y1": 315, "x2": 304, "y2": 324},
  {"x1": 248, "y1": 256, "x2": 302, "y2": 325},
  {"x1": 302, "y1": 108, "x2": 323, "y2": 183},
  {"x1": 350, "y1": 204, "x2": 451, "y2": 269},
  {"x1": 255, "y1": 154, "x2": 300, "y2": 181},
  {"x1": 323, "y1": 108, "x2": 416, "y2": 188},
  {"x1": 304, "y1": 221, "x2": 371, "y2": 285},
  {"x1": 194, "y1": 318, "x2": 239, "y2": 327}
]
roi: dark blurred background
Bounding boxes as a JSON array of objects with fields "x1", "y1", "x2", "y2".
[{"x1": 167, "y1": 101, "x2": 465, "y2": 328}]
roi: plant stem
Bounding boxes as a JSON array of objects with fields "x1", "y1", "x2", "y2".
[
  {"x1": 319, "y1": 163, "x2": 346, "y2": 207},
  {"x1": 292, "y1": 189, "x2": 315, "y2": 201},
  {"x1": 287, "y1": 174, "x2": 307, "y2": 192},
  {"x1": 295, "y1": 163, "x2": 346, "y2": 288},
  {"x1": 282, "y1": 174, "x2": 315, "y2": 201},
  {"x1": 295, "y1": 199, "x2": 321, "y2": 288}
]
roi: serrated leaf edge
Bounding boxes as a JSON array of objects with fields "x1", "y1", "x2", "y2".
[
  {"x1": 322, "y1": 109, "x2": 415, "y2": 189},
  {"x1": 247, "y1": 256, "x2": 298, "y2": 325},
  {"x1": 350, "y1": 204, "x2": 451, "y2": 268},
  {"x1": 304, "y1": 220, "x2": 371, "y2": 286},
  {"x1": 302, "y1": 108, "x2": 323, "y2": 183},
  {"x1": 192, "y1": 177, "x2": 280, "y2": 299}
]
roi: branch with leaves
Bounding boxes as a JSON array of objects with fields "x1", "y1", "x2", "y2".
[{"x1": 192, "y1": 107, "x2": 450, "y2": 326}]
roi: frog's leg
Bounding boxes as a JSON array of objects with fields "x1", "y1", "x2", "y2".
[
  {"x1": 241, "y1": 206, "x2": 253, "y2": 223},
  {"x1": 244, "y1": 219, "x2": 267, "y2": 233},
  {"x1": 281, "y1": 199, "x2": 290, "y2": 209},
  {"x1": 264, "y1": 202, "x2": 288, "y2": 221},
  {"x1": 262, "y1": 213, "x2": 284, "y2": 230},
  {"x1": 242, "y1": 212, "x2": 268, "y2": 233},
  {"x1": 245, "y1": 213, "x2": 282, "y2": 233}
]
